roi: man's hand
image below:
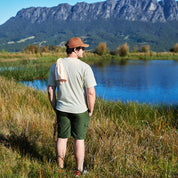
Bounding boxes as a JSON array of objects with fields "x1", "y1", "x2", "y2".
[{"x1": 88, "y1": 109, "x2": 93, "y2": 117}]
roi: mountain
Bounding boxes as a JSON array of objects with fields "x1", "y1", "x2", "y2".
[{"x1": 0, "y1": 0, "x2": 178, "y2": 52}]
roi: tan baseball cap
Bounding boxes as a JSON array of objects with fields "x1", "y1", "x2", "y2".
[{"x1": 66, "y1": 37, "x2": 89, "y2": 48}]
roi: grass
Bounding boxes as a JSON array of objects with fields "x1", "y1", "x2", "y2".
[
  {"x1": 0, "y1": 51, "x2": 178, "y2": 81},
  {"x1": 0, "y1": 76, "x2": 177, "y2": 177}
]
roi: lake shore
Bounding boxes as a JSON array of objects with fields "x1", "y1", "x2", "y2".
[
  {"x1": 0, "y1": 76, "x2": 177, "y2": 177},
  {"x1": 0, "y1": 51, "x2": 178, "y2": 81}
]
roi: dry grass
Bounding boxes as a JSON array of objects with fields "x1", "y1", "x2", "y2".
[
  {"x1": 116, "y1": 43, "x2": 129, "y2": 57},
  {"x1": 95, "y1": 42, "x2": 108, "y2": 56},
  {"x1": 173, "y1": 43, "x2": 178, "y2": 53},
  {"x1": 0, "y1": 76, "x2": 177, "y2": 177}
]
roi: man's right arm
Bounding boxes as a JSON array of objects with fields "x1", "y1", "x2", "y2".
[
  {"x1": 48, "y1": 85, "x2": 56, "y2": 111},
  {"x1": 86, "y1": 86, "x2": 96, "y2": 117}
]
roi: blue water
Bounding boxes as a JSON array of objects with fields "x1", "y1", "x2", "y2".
[{"x1": 22, "y1": 60, "x2": 178, "y2": 105}]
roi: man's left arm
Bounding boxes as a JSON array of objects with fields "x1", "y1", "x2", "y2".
[
  {"x1": 86, "y1": 86, "x2": 96, "y2": 117},
  {"x1": 48, "y1": 85, "x2": 56, "y2": 111}
]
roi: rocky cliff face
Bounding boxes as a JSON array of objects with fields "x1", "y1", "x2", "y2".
[{"x1": 15, "y1": 0, "x2": 178, "y2": 23}]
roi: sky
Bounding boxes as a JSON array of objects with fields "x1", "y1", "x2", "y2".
[{"x1": 0, "y1": 0, "x2": 171, "y2": 25}]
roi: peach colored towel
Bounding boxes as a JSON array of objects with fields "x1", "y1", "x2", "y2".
[{"x1": 55, "y1": 58, "x2": 67, "y2": 84}]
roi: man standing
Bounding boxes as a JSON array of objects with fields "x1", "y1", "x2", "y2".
[{"x1": 48, "y1": 37, "x2": 96, "y2": 176}]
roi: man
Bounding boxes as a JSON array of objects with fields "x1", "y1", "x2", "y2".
[{"x1": 48, "y1": 37, "x2": 96, "y2": 176}]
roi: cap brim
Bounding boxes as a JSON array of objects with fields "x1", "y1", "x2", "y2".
[{"x1": 81, "y1": 44, "x2": 89, "y2": 48}]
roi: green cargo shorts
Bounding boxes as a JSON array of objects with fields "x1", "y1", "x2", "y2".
[{"x1": 56, "y1": 110, "x2": 90, "y2": 140}]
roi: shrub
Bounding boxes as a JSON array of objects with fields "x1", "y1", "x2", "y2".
[
  {"x1": 42, "y1": 45, "x2": 49, "y2": 53},
  {"x1": 141, "y1": 45, "x2": 150, "y2": 53},
  {"x1": 173, "y1": 43, "x2": 178, "y2": 53},
  {"x1": 24, "y1": 45, "x2": 41, "y2": 54},
  {"x1": 132, "y1": 45, "x2": 138, "y2": 52},
  {"x1": 1, "y1": 49, "x2": 6, "y2": 54},
  {"x1": 116, "y1": 43, "x2": 129, "y2": 57},
  {"x1": 95, "y1": 42, "x2": 107, "y2": 56}
]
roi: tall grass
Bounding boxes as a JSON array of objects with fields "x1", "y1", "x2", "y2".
[
  {"x1": 1, "y1": 52, "x2": 177, "y2": 81},
  {"x1": 0, "y1": 76, "x2": 177, "y2": 177},
  {"x1": 0, "y1": 55, "x2": 58, "y2": 81}
]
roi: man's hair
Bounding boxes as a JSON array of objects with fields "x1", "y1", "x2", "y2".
[
  {"x1": 66, "y1": 46, "x2": 74, "y2": 54},
  {"x1": 65, "y1": 46, "x2": 83, "y2": 54}
]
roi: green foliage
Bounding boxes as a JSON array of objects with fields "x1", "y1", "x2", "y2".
[
  {"x1": 1, "y1": 49, "x2": 6, "y2": 54},
  {"x1": 0, "y1": 55, "x2": 58, "y2": 81},
  {"x1": 1, "y1": 20, "x2": 178, "y2": 52}
]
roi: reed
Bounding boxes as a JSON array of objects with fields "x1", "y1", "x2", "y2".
[
  {"x1": 4, "y1": 51, "x2": 177, "y2": 81},
  {"x1": 0, "y1": 76, "x2": 177, "y2": 177}
]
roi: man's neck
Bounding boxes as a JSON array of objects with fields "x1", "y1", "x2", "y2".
[{"x1": 68, "y1": 52, "x2": 78, "y2": 59}]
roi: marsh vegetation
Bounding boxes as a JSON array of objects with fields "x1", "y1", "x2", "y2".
[{"x1": 0, "y1": 51, "x2": 178, "y2": 177}]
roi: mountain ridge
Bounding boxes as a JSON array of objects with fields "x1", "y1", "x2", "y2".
[
  {"x1": 14, "y1": 0, "x2": 178, "y2": 23},
  {"x1": 0, "y1": 0, "x2": 178, "y2": 52}
]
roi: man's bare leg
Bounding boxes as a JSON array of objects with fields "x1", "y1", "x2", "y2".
[
  {"x1": 56, "y1": 138, "x2": 68, "y2": 168},
  {"x1": 74, "y1": 139, "x2": 85, "y2": 172}
]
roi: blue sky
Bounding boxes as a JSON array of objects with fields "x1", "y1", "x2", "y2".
[{"x1": 0, "y1": 0, "x2": 169, "y2": 25}]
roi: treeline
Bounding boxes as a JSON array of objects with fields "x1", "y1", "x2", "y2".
[
  {"x1": 95, "y1": 42, "x2": 178, "y2": 56},
  {"x1": 22, "y1": 43, "x2": 178, "y2": 56},
  {"x1": 24, "y1": 45, "x2": 66, "y2": 54}
]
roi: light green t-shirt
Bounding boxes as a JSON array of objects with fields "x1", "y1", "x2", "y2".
[{"x1": 48, "y1": 57, "x2": 97, "y2": 113}]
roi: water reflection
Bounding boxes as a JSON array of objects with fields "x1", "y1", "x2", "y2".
[
  {"x1": 92, "y1": 60, "x2": 178, "y2": 104},
  {"x1": 22, "y1": 60, "x2": 178, "y2": 105}
]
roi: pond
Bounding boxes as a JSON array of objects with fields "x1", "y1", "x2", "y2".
[{"x1": 22, "y1": 60, "x2": 178, "y2": 105}]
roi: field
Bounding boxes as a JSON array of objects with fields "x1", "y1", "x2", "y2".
[{"x1": 0, "y1": 52, "x2": 178, "y2": 177}]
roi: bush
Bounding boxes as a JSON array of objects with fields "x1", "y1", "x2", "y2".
[
  {"x1": 42, "y1": 45, "x2": 49, "y2": 53},
  {"x1": 116, "y1": 43, "x2": 129, "y2": 57},
  {"x1": 95, "y1": 42, "x2": 107, "y2": 56},
  {"x1": 173, "y1": 43, "x2": 178, "y2": 53},
  {"x1": 132, "y1": 45, "x2": 138, "y2": 52},
  {"x1": 1, "y1": 49, "x2": 6, "y2": 54},
  {"x1": 24, "y1": 45, "x2": 41, "y2": 54},
  {"x1": 141, "y1": 45, "x2": 150, "y2": 53}
]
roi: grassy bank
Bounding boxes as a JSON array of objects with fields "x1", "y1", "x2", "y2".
[
  {"x1": 0, "y1": 76, "x2": 177, "y2": 177},
  {"x1": 0, "y1": 51, "x2": 178, "y2": 81}
]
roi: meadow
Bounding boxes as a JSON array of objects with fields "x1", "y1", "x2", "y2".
[{"x1": 0, "y1": 52, "x2": 178, "y2": 177}]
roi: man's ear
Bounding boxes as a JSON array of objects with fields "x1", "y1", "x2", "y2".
[{"x1": 73, "y1": 48, "x2": 77, "y2": 53}]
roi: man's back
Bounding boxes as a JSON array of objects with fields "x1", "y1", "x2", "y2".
[{"x1": 48, "y1": 57, "x2": 96, "y2": 113}]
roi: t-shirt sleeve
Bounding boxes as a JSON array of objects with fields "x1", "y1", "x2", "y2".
[
  {"x1": 84, "y1": 66, "x2": 97, "y2": 88},
  {"x1": 48, "y1": 64, "x2": 57, "y2": 86}
]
